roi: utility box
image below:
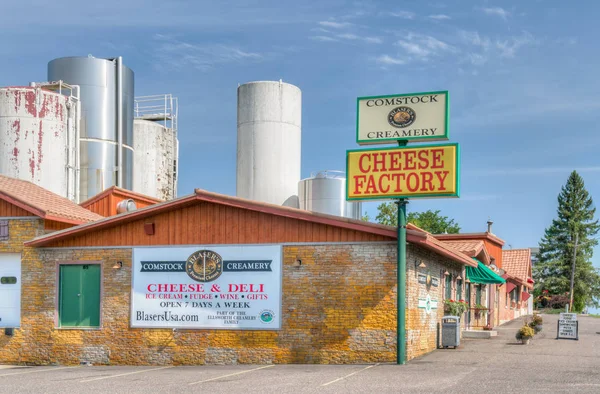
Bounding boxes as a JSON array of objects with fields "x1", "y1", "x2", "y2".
[{"x1": 442, "y1": 316, "x2": 460, "y2": 348}]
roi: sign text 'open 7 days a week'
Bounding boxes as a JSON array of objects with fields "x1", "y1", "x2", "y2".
[
  {"x1": 346, "y1": 143, "x2": 460, "y2": 201},
  {"x1": 356, "y1": 91, "x2": 449, "y2": 145}
]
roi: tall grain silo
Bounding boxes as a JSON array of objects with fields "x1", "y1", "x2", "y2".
[
  {"x1": 298, "y1": 171, "x2": 362, "y2": 219},
  {"x1": 132, "y1": 94, "x2": 179, "y2": 200},
  {"x1": 236, "y1": 81, "x2": 301, "y2": 207},
  {"x1": 48, "y1": 56, "x2": 134, "y2": 202},
  {"x1": 0, "y1": 85, "x2": 78, "y2": 199}
]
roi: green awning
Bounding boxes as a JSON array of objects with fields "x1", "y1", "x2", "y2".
[{"x1": 465, "y1": 259, "x2": 506, "y2": 284}]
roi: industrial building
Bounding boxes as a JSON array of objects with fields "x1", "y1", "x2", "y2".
[{"x1": 0, "y1": 55, "x2": 531, "y2": 365}]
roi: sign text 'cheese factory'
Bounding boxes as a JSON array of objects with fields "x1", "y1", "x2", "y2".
[{"x1": 346, "y1": 144, "x2": 460, "y2": 200}]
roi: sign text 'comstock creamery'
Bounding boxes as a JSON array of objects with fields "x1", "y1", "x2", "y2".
[{"x1": 356, "y1": 91, "x2": 448, "y2": 145}]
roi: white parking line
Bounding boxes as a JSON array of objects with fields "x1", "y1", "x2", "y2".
[
  {"x1": 0, "y1": 366, "x2": 78, "y2": 377},
  {"x1": 80, "y1": 366, "x2": 173, "y2": 382},
  {"x1": 321, "y1": 364, "x2": 379, "y2": 387},
  {"x1": 188, "y1": 365, "x2": 275, "y2": 385}
]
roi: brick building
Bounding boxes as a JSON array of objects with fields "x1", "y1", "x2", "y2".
[{"x1": 0, "y1": 176, "x2": 484, "y2": 365}]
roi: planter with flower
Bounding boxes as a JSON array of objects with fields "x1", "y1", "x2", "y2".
[
  {"x1": 473, "y1": 304, "x2": 487, "y2": 320},
  {"x1": 528, "y1": 314, "x2": 543, "y2": 334},
  {"x1": 444, "y1": 299, "x2": 469, "y2": 318},
  {"x1": 515, "y1": 325, "x2": 535, "y2": 344}
]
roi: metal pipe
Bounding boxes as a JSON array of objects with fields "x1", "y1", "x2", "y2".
[
  {"x1": 74, "y1": 85, "x2": 81, "y2": 203},
  {"x1": 116, "y1": 56, "x2": 123, "y2": 187}
]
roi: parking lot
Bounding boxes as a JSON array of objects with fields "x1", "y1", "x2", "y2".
[{"x1": 2, "y1": 314, "x2": 600, "y2": 394}]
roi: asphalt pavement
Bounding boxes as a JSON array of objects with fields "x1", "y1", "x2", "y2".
[{"x1": 1, "y1": 313, "x2": 599, "y2": 393}]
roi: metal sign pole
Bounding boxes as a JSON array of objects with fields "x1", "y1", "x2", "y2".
[
  {"x1": 397, "y1": 140, "x2": 408, "y2": 365},
  {"x1": 397, "y1": 198, "x2": 408, "y2": 365}
]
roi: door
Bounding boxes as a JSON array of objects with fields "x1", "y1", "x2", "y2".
[
  {"x1": 59, "y1": 264, "x2": 101, "y2": 327},
  {"x1": 0, "y1": 253, "x2": 21, "y2": 328}
]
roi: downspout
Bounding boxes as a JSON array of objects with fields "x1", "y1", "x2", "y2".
[
  {"x1": 65, "y1": 100, "x2": 73, "y2": 201},
  {"x1": 74, "y1": 85, "x2": 81, "y2": 203},
  {"x1": 116, "y1": 56, "x2": 123, "y2": 188}
]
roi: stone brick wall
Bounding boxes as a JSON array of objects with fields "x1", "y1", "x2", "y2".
[
  {"x1": 1, "y1": 240, "x2": 471, "y2": 365},
  {"x1": 406, "y1": 246, "x2": 465, "y2": 359}
]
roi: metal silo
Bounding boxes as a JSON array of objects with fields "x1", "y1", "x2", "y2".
[
  {"x1": 132, "y1": 94, "x2": 178, "y2": 200},
  {"x1": 48, "y1": 56, "x2": 134, "y2": 201},
  {"x1": 0, "y1": 85, "x2": 78, "y2": 199},
  {"x1": 236, "y1": 81, "x2": 301, "y2": 208},
  {"x1": 298, "y1": 171, "x2": 362, "y2": 219}
]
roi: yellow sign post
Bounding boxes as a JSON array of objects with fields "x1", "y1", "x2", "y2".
[{"x1": 346, "y1": 143, "x2": 460, "y2": 200}]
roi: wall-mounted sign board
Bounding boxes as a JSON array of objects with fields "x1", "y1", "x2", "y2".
[
  {"x1": 346, "y1": 143, "x2": 460, "y2": 201},
  {"x1": 356, "y1": 91, "x2": 449, "y2": 145}
]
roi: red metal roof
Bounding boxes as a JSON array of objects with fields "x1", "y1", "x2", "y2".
[
  {"x1": 0, "y1": 175, "x2": 103, "y2": 224},
  {"x1": 25, "y1": 188, "x2": 477, "y2": 267}
]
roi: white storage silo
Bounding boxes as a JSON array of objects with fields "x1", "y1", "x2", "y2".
[
  {"x1": 236, "y1": 81, "x2": 301, "y2": 208},
  {"x1": 48, "y1": 56, "x2": 135, "y2": 202},
  {"x1": 133, "y1": 119, "x2": 178, "y2": 200},
  {"x1": 298, "y1": 171, "x2": 362, "y2": 219},
  {"x1": 0, "y1": 86, "x2": 77, "y2": 199}
]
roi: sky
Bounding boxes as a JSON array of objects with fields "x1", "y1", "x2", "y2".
[{"x1": 1, "y1": 1, "x2": 599, "y2": 266}]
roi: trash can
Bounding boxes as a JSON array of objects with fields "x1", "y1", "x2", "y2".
[{"x1": 442, "y1": 316, "x2": 460, "y2": 348}]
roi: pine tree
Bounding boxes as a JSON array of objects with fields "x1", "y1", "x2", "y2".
[{"x1": 534, "y1": 171, "x2": 600, "y2": 311}]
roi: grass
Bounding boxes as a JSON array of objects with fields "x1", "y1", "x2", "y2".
[
  {"x1": 536, "y1": 308, "x2": 564, "y2": 315},
  {"x1": 588, "y1": 314, "x2": 600, "y2": 318}
]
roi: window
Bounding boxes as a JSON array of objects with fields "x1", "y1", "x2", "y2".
[
  {"x1": 456, "y1": 279, "x2": 463, "y2": 300},
  {"x1": 465, "y1": 283, "x2": 471, "y2": 305},
  {"x1": 0, "y1": 220, "x2": 8, "y2": 241},
  {"x1": 1, "y1": 276, "x2": 17, "y2": 284},
  {"x1": 445, "y1": 274, "x2": 452, "y2": 299},
  {"x1": 476, "y1": 285, "x2": 482, "y2": 305},
  {"x1": 58, "y1": 264, "x2": 101, "y2": 328}
]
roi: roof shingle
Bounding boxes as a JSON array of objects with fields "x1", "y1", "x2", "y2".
[
  {"x1": 502, "y1": 249, "x2": 531, "y2": 284},
  {"x1": 0, "y1": 175, "x2": 103, "y2": 224}
]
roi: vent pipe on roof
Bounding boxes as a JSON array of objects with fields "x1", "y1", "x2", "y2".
[
  {"x1": 487, "y1": 219, "x2": 493, "y2": 234},
  {"x1": 116, "y1": 199, "x2": 137, "y2": 214}
]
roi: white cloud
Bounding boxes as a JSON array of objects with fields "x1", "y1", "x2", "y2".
[
  {"x1": 429, "y1": 14, "x2": 451, "y2": 20},
  {"x1": 319, "y1": 20, "x2": 352, "y2": 29},
  {"x1": 311, "y1": 27, "x2": 331, "y2": 33},
  {"x1": 310, "y1": 35, "x2": 339, "y2": 42},
  {"x1": 389, "y1": 11, "x2": 416, "y2": 19},
  {"x1": 335, "y1": 33, "x2": 382, "y2": 44},
  {"x1": 460, "y1": 31, "x2": 491, "y2": 50},
  {"x1": 152, "y1": 35, "x2": 262, "y2": 72},
  {"x1": 364, "y1": 37, "x2": 383, "y2": 44},
  {"x1": 481, "y1": 7, "x2": 510, "y2": 20},
  {"x1": 496, "y1": 31, "x2": 536, "y2": 58},
  {"x1": 395, "y1": 33, "x2": 456, "y2": 59},
  {"x1": 376, "y1": 55, "x2": 406, "y2": 65}
]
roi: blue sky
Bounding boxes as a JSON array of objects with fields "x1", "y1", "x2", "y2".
[{"x1": 2, "y1": 1, "x2": 599, "y2": 263}]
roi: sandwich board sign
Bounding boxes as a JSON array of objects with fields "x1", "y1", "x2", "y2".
[{"x1": 557, "y1": 313, "x2": 578, "y2": 340}]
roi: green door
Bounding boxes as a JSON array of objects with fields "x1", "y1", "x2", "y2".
[{"x1": 59, "y1": 265, "x2": 100, "y2": 327}]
